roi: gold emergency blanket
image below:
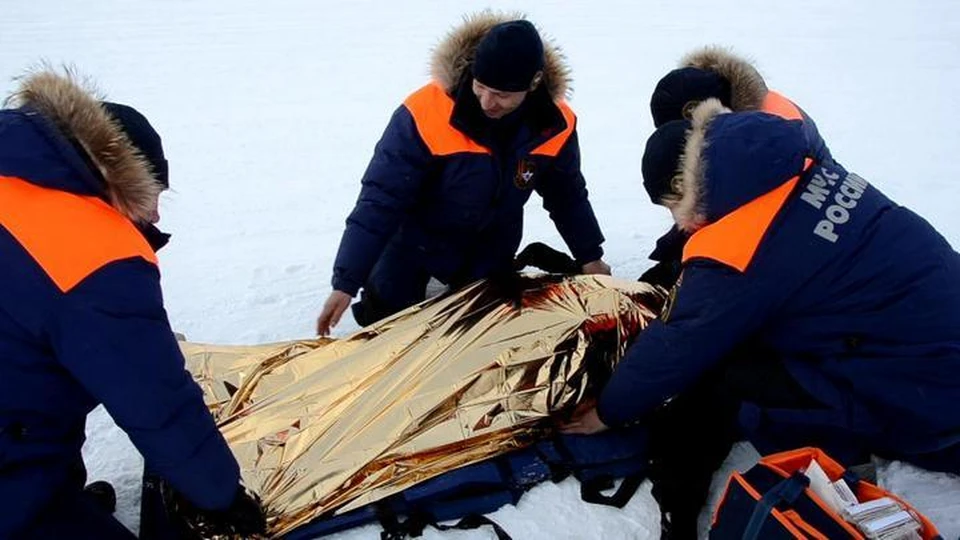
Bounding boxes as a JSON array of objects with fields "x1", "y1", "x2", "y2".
[{"x1": 183, "y1": 275, "x2": 663, "y2": 536}]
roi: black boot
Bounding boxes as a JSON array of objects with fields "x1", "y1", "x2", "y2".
[{"x1": 83, "y1": 480, "x2": 117, "y2": 514}]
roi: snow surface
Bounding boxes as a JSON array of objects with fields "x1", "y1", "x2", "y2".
[{"x1": 3, "y1": 0, "x2": 960, "y2": 538}]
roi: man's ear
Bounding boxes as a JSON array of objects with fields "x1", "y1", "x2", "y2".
[{"x1": 529, "y1": 71, "x2": 544, "y2": 91}]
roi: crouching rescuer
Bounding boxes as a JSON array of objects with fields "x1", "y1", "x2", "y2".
[
  {"x1": 0, "y1": 69, "x2": 265, "y2": 538},
  {"x1": 316, "y1": 13, "x2": 610, "y2": 335},
  {"x1": 561, "y1": 99, "x2": 960, "y2": 539}
]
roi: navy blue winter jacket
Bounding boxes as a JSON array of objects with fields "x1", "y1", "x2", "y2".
[
  {"x1": 331, "y1": 20, "x2": 605, "y2": 296},
  {"x1": 601, "y1": 100, "x2": 960, "y2": 456},
  {"x1": 0, "y1": 73, "x2": 239, "y2": 535}
]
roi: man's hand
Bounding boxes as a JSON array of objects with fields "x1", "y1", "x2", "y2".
[
  {"x1": 167, "y1": 485, "x2": 267, "y2": 537},
  {"x1": 201, "y1": 488, "x2": 267, "y2": 537},
  {"x1": 581, "y1": 259, "x2": 612, "y2": 276},
  {"x1": 557, "y1": 399, "x2": 609, "y2": 435},
  {"x1": 514, "y1": 242, "x2": 580, "y2": 274},
  {"x1": 316, "y1": 290, "x2": 352, "y2": 336}
]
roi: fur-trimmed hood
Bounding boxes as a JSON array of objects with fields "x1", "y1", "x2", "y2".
[
  {"x1": 669, "y1": 98, "x2": 808, "y2": 232},
  {"x1": 680, "y1": 46, "x2": 768, "y2": 112},
  {"x1": 667, "y1": 99, "x2": 728, "y2": 232},
  {"x1": 4, "y1": 69, "x2": 163, "y2": 223},
  {"x1": 430, "y1": 11, "x2": 572, "y2": 101}
]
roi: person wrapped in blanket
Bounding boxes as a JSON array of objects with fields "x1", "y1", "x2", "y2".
[{"x1": 559, "y1": 99, "x2": 960, "y2": 539}]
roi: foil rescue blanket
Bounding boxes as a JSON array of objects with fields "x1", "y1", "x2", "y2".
[{"x1": 182, "y1": 275, "x2": 663, "y2": 536}]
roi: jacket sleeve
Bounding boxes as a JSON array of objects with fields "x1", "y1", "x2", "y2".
[
  {"x1": 639, "y1": 225, "x2": 689, "y2": 287},
  {"x1": 331, "y1": 105, "x2": 432, "y2": 295},
  {"x1": 597, "y1": 260, "x2": 777, "y2": 427},
  {"x1": 48, "y1": 259, "x2": 240, "y2": 511},
  {"x1": 535, "y1": 129, "x2": 605, "y2": 264},
  {"x1": 797, "y1": 105, "x2": 838, "y2": 170}
]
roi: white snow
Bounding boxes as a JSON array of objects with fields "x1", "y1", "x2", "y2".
[{"x1": 3, "y1": 0, "x2": 960, "y2": 537}]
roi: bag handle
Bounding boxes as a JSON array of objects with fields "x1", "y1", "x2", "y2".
[{"x1": 743, "y1": 472, "x2": 810, "y2": 540}]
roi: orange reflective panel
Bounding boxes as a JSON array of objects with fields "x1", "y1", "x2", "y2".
[
  {"x1": 683, "y1": 177, "x2": 799, "y2": 272},
  {"x1": 683, "y1": 158, "x2": 814, "y2": 272},
  {"x1": 531, "y1": 101, "x2": 576, "y2": 157},
  {"x1": 404, "y1": 83, "x2": 576, "y2": 159},
  {"x1": 0, "y1": 176, "x2": 157, "y2": 293},
  {"x1": 762, "y1": 90, "x2": 804, "y2": 121},
  {"x1": 403, "y1": 83, "x2": 490, "y2": 156}
]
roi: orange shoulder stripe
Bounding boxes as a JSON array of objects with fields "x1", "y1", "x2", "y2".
[
  {"x1": 0, "y1": 175, "x2": 157, "y2": 293},
  {"x1": 403, "y1": 83, "x2": 490, "y2": 157},
  {"x1": 682, "y1": 158, "x2": 813, "y2": 271},
  {"x1": 531, "y1": 101, "x2": 576, "y2": 157},
  {"x1": 682, "y1": 177, "x2": 798, "y2": 272},
  {"x1": 682, "y1": 163, "x2": 814, "y2": 272},
  {"x1": 761, "y1": 90, "x2": 804, "y2": 121}
]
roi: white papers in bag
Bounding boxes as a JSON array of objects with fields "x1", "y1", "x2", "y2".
[{"x1": 803, "y1": 458, "x2": 857, "y2": 512}]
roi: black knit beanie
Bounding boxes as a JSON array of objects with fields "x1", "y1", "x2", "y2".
[
  {"x1": 472, "y1": 20, "x2": 545, "y2": 92},
  {"x1": 101, "y1": 101, "x2": 168, "y2": 188},
  {"x1": 650, "y1": 67, "x2": 732, "y2": 127},
  {"x1": 642, "y1": 119, "x2": 691, "y2": 204}
]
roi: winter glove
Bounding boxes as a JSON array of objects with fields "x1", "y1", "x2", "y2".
[
  {"x1": 170, "y1": 485, "x2": 267, "y2": 537},
  {"x1": 513, "y1": 242, "x2": 580, "y2": 274},
  {"x1": 486, "y1": 270, "x2": 528, "y2": 309},
  {"x1": 640, "y1": 226, "x2": 688, "y2": 288},
  {"x1": 638, "y1": 260, "x2": 683, "y2": 289},
  {"x1": 648, "y1": 226, "x2": 689, "y2": 263}
]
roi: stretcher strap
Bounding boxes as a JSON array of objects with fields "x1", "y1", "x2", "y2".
[{"x1": 580, "y1": 474, "x2": 645, "y2": 509}]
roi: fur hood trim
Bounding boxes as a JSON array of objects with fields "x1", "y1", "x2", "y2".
[
  {"x1": 430, "y1": 11, "x2": 572, "y2": 100},
  {"x1": 681, "y1": 46, "x2": 767, "y2": 111},
  {"x1": 669, "y1": 98, "x2": 731, "y2": 232},
  {"x1": 5, "y1": 68, "x2": 162, "y2": 222}
]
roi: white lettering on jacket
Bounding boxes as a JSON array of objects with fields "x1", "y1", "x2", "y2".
[{"x1": 802, "y1": 168, "x2": 868, "y2": 243}]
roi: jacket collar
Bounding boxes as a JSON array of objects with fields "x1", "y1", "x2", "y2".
[{"x1": 449, "y1": 74, "x2": 567, "y2": 153}]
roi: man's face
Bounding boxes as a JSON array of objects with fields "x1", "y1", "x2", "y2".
[{"x1": 472, "y1": 79, "x2": 529, "y2": 119}]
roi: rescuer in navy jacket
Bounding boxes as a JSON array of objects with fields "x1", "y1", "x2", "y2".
[
  {"x1": 562, "y1": 100, "x2": 960, "y2": 538},
  {"x1": 0, "y1": 69, "x2": 264, "y2": 538},
  {"x1": 317, "y1": 14, "x2": 610, "y2": 334}
]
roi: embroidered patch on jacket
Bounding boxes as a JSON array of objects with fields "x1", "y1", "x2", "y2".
[{"x1": 515, "y1": 159, "x2": 536, "y2": 189}]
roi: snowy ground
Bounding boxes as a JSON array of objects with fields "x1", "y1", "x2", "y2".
[{"x1": 3, "y1": 0, "x2": 960, "y2": 538}]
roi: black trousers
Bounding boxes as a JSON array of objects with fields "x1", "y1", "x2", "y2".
[{"x1": 647, "y1": 348, "x2": 824, "y2": 540}]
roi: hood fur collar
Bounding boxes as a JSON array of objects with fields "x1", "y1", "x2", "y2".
[
  {"x1": 669, "y1": 98, "x2": 730, "y2": 232},
  {"x1": 430, "y1": 11, "x2": 572, "y2": 101},
  {"x1": 5, "y1": 69, "x2": 162, "y2": 222},
  {"x1": 681, "y1": 46, "x2": 767, "y2": 112}
]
